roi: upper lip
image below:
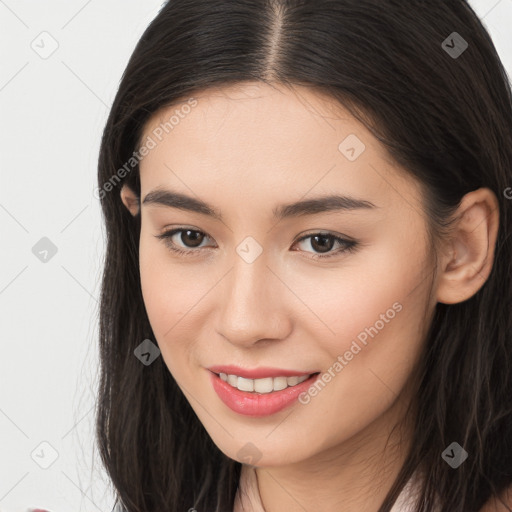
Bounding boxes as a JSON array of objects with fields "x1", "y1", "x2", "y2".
[{"x1": 207, "y1": 365, "x2": 317, "y2": 379}]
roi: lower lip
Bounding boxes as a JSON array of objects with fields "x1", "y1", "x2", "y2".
[{"x1": 210, "y1": 371, "x2": 319, "y2": 417}]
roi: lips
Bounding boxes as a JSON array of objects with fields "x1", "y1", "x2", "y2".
[{"x1": 208, "y1": 366, "x2": 320, "y2": 417}]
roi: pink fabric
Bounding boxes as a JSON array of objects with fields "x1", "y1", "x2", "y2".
[{"x1": 234, "y1": 464, "x2": 423, "y2": 512}]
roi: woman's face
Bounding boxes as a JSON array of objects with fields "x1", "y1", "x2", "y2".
[{"x1": 128, "y1": 82, "x2": 438, "y2": 466}]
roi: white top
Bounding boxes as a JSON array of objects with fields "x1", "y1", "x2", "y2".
[{"x1": 233, "y1": 464, "x2": 424, "y2": 512}]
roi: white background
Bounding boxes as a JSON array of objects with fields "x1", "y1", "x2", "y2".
[{"x1": 0, "y1": 1, "x2": 511, "y2": 511}]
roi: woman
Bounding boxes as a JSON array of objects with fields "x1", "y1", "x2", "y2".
[{"x1": 95, "y1": 1, "x2": 512, "y2": 510}]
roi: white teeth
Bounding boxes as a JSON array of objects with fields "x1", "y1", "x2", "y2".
[
  {"x1": 294, "y1": 375, "x2": 309, "y2": 385},
  {"x1": 237, "y1": 377, "x2": 254, "y2": 392},
  {"x1": 254, "y1": 377, "x2": 273, "y2": 393},
  {"x1": 287, "y1": 376, "x2": 300, "y2": 386},
  {"x1": 273, "y1": 376, "x2": 288, "y2": 391},
  {"x1": 219, "y1": 373, "x2": 312, "y2": 394}
]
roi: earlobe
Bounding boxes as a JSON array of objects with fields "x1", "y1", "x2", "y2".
[
  {"x1": 120, "y1": 184, "x2": 141, "y2": 217},
  {"x1": 435, "y1": 188, "x2": 499, "y2": 305}
]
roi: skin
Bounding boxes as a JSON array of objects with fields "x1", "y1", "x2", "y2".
[{"x1": 120, "y1": 82, "x2": 501, "y2": 512}]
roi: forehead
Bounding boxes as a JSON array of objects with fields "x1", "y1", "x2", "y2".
[{"x1": 138, "y1": 82, "x2": 423, "y2": 214}]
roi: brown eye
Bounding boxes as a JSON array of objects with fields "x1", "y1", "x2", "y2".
[
  {"x1": 178, "y1": 229, "x2": 205, "y2": 248},
  {"x1": 293, "y1": 232, "x2": 358, "y2": 259},
  {"x1": 309, "y1": 234, "x2": 335, "y2": 253},
  {"x1": 155, "y1": 228, "x2": 213, "y2": 254}
]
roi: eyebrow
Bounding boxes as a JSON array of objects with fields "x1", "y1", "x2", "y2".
[{"x1": 142, "y1": 188, "x2": 377, "y2": 221}]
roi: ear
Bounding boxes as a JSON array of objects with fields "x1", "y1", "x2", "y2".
[
  {"x1": 120, "y1": 184, "x2": 141, "y2": 217},
  {"x1": 436, "y1": 188, "x2": 499, "y2": 305}
]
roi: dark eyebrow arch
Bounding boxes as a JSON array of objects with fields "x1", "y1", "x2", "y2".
[{"x1": 142, "y1": 188, "x2": 377, "y2": 221}]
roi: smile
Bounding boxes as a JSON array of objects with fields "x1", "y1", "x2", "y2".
[{"x1": 208, "y1": 367, "x2": 320, "y2": 417}]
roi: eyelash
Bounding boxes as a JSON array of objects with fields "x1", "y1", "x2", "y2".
[{"x1": 155, "y1": 228, "x2": 359, "y2": 260}]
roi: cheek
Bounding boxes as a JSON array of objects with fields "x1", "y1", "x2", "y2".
[
  {"x1": 287, "y1": 287, "x2": 429, "y2": 455},
  {"x1": 139, "y1": 231, "x2": 203, "y2": 324},
  {"x1": 139, "y1": 243, "x2": 186, "y2": 355},
  {"x1": 296, "y1": 242, "x2": 429, "y2": 357},
  {"x1": 299, "y1": 247, "x2": 431, "y2": 416},
  {"x1": 139, "y1": 238, "x2": 222, "y2": 376}
]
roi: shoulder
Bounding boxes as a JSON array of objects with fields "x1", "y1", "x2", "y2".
[{"x1": 480, "y1": 485, "x2": 512, "y2": 512}]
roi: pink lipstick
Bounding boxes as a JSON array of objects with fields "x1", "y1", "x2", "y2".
[{"x1": 208, "y1": 366, "x2": 319, "y2": 417}]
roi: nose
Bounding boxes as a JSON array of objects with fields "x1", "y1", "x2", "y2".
[{"x1": 215, "y1": 250, "x2": 293, "y2": 348}]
